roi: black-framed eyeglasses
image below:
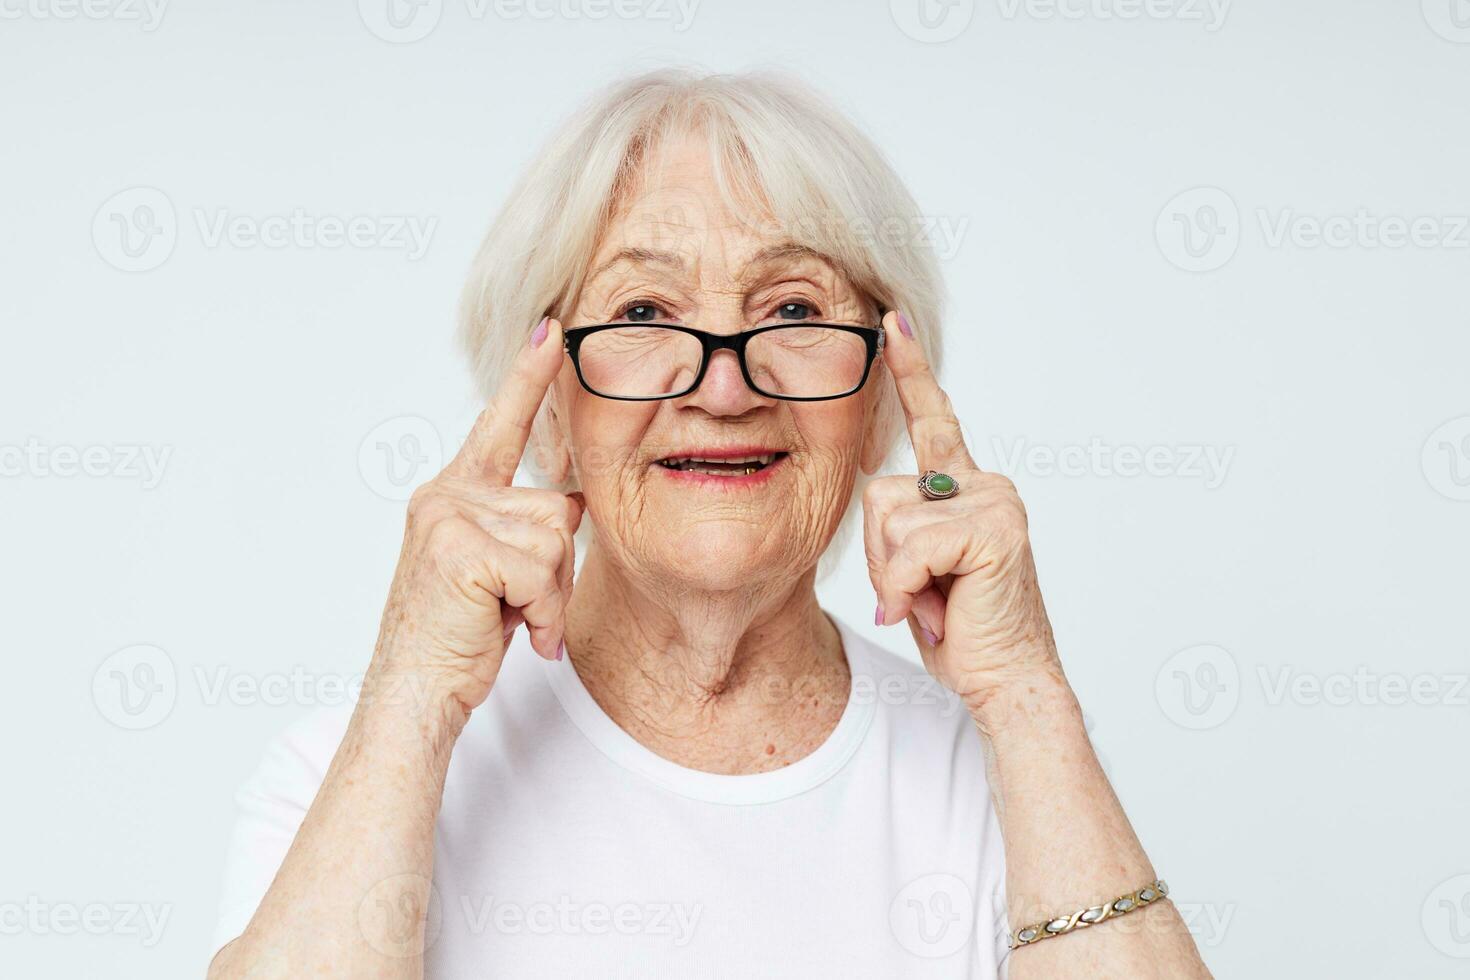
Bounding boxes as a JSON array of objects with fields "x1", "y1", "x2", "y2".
[{"x1": 562, "y1": 322, "x2": 886, "y2": 402}]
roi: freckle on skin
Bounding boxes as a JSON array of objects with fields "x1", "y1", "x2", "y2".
[{"x1": 765, "y1": 744, "x2": 775, "y2": 755}]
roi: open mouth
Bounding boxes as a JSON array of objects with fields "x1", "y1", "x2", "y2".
[{"x1": 653, "y1": 451, "x2": 789, "y2": 478}]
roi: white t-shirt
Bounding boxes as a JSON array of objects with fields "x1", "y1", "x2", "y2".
[{"x1": 211, "y1": 613, "x2": 1012, "y2": 978}]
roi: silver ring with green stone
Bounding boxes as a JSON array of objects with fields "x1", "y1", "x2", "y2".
[{"x1": 918, "y1": 470, "x2": 959, "y2": 500}]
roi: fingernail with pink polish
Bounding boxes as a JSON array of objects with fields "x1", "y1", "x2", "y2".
[
  {"x1": 921, "y1": 626, "x2": 939, "y2": 646},
  {"x1": 874, "y1": 603, "x2": 885, "y2": 626},
  {"x1": 554, "y1": 639, "x2": 565, "y2": 661},
  {"x1": 897, "y1": 312, "x2": 913, "y2": 339},
  {"x1": 530, "y1": 316, "x2": 549, "y2": 348}
]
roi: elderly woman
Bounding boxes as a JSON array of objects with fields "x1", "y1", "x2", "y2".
[{"x1": 207, "y1": 71, "x2": 1211, "y2": 979}]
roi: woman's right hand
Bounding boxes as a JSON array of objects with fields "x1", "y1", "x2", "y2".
[
  {"x1": 366, "y1": 317, "x2": 582, "y2": 723},
  {"x1": 207, "y1": 320, "x2": 575, "y2": 979}
]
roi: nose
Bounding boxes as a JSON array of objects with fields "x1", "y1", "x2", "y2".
[{"x1": 676, "y1": 347, "x2": 775, "y2": 415}]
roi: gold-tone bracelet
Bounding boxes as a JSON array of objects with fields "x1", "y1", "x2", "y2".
[{"x1": 1009, "y1": 879, "x2": 1169, "y2": 950}]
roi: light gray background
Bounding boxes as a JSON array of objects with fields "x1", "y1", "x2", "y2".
[{"x1": 3, "y1": 1, "x2": 1468, "y2": 976}]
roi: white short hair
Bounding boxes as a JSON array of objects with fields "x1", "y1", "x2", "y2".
[{"x1": 457, "y1": 68, "x2": 947, "y2": 577}]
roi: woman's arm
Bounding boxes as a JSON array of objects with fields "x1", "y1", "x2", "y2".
[
  {"x1": 867, "y1": 310, "x2": 1211, "y2": 978},
  {"x1": 209, "y1": 319, "x2": 580, "y2": 978},
  {"x1": 208, "y1": 688, "x2": 460, "y2": 978},
  {"x1": 972, "y1": 665, "x2": 1210, "y2": 978}
]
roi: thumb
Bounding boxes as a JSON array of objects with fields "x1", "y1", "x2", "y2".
[
  {"x1": 909, "y1": 586, "x2": 947, "y2": 646},
  {"x1": 567, "y1": 490, "x2": 587, "y2": 530}
]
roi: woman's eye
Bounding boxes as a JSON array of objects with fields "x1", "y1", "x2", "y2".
[
  {"x1": 622, "y1": 303, "x2": 662, "y2": 322},
  {"x1": 776, "y1": 302, "x2": 813, "y2": 320}
]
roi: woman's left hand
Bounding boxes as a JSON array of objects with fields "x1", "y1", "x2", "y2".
[{"x1": 864, "y1": 312, "x2": 1061, "y2": 712}]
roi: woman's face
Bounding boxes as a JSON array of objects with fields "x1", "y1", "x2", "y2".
[{"x1": 549, "y1": 136, "x2": 886, "y2": 591}]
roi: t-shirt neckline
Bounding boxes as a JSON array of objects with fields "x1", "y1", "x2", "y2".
[{"x1": 540, "y1": 612, "x2": 876, "y2": 806}]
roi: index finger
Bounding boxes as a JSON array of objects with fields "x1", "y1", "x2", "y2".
[
  {"x1": 446, "y1": 317, "x2": 565, "y2": 486},
  {"x1": 880, "y1": 310, "x2": 977, "y2": 474}
]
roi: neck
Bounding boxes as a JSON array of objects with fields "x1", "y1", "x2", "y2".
[{"x1": 562, "y1": 540, "x2": 850, "y2": 774}]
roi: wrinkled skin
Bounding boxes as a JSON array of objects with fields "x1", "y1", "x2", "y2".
[
  {"x1": 369, "y1": 134, "x2": 1061, "y2": 758},
  {"x1": 209, "y1": 133, "x2": 1210, "y2": 980},
  {"x1": 539, "y1": 136, "x2": 891, "y2": 597}
]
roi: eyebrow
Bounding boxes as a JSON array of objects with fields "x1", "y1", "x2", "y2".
[
  {"x1": 744, "y1": 242, "x2": 831, "y2": 269},
  {"x1": 589, "y1": 242, "x2": 834, "y2": 283},
  {"x1": 745, "y1": 242, "x2": 883, "y2": 319},
  {"x1": 588, "y1": 247, "x2": 686, "y2": 281}
]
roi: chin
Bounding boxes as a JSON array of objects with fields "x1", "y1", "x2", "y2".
[{"x1": 651, "y1": 516, "x2": 789, "y2": 592}]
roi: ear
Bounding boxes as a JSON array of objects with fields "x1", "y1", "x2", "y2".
[
  {"x1": 529, "y1": 376, "x2": 574, "y2": 485},
  {"x1": 859, "y1": 374, "x2": 895, "y2": 476}
]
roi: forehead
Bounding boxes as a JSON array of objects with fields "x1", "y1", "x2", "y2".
[{"x1": 592, "y1": 135, "x2": 843, "y2": 283}]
